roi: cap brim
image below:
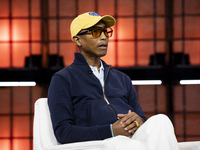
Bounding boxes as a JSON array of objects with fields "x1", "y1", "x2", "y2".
[{"x1": 101, "y1": 15, "x2": 116, "y2": 27}]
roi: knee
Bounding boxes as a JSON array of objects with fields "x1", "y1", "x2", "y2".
[
  {"x1": 149, "y1": 114, "x2": 172, "y2": 124},
  {"x1": 155, "y1": 114, "x2": 170, "y2": 120},
  {"x1": 145, "y1": 114, "x2": 174, "y2": 133}
]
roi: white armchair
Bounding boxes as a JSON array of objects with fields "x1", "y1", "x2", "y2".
[{"x1": 33, "y1": 98, "x2": 200, "y2": 150}]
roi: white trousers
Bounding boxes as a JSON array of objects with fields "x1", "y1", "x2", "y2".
[{"x1": 105, "y1": 114, "x2": 180, "y2": 150}]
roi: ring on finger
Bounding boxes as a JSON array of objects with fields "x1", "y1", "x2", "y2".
[{"x1": 134, "y1": 120, "x2": 139, "y2": 127}]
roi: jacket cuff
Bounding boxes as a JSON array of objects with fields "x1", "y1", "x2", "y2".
[{"x1": 98, "y1": 124, "x2": 112, "y2": 140}]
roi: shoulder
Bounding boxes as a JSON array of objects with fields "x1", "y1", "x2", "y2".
[
  {"x1": 50, "y1": 66, "x2": 73, "y2": 83},
  {"x1": 55, "y1": 66, "x2": 71, "y2": 76}
]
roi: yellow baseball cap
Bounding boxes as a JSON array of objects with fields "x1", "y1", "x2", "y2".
[{"x1": 70, "y1": 12, "x2": 116, "y2": 40}]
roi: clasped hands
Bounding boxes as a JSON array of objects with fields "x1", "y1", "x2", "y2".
[{"x1": 112, "y1": 110, "x2": 144, "y2": 137}]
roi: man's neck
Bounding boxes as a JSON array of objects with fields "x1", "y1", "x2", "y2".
[
  {"x1": 87, "y1": 59, "x2": 101, "y2": 69},
  {"x1": 81, "y1": 54, "x2": 101, "y2": 68}
]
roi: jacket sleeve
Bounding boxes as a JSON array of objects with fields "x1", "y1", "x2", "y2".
[
  {"x1": 48, "y1": 74, "x2": 112, "y2": 144},
  {"x1": 126, "y1": 77, "x2": 147, "y2": 122}
]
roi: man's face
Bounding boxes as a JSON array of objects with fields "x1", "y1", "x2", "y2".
[{"x1": 77, "y1": 21, "x2": 109, "y2": 59}]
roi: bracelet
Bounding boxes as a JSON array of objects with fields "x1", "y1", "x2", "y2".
[{"x1": 110, "y1": 124, "x2": 114, "y2": 137}]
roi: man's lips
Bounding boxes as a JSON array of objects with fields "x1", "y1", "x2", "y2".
[{"x1": 98, "y1": 44, "x2": 107, "y2": 49}]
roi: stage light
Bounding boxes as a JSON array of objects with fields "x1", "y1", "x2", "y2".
[
  {"x1": 180, "y1": 80, "x2": 200, "y2": 85},
  {"x1": 0, "y1": 81, "x2": 36, "y2": 87},
  {"x1": 132, "y1": 80, "x2": 162, "y2": 85}
]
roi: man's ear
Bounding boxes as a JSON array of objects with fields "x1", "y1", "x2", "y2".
[{"x1": 73, "y1": 36, "x2": 82, "y2": 47}]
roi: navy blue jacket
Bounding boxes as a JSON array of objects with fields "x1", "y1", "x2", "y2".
[{"x1": 48, "y1": 53, "x2": 147, "y2": 144}]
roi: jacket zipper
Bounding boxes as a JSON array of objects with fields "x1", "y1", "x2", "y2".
[
  {"x1": 90, "y1": 66, "x2": 118, "y2": 119},
  {"x1": 102, "y1": 67, "x2": 118, "y2": 119},
  {"x1": 103, "y1": 93, "x2": 118, "y2": 118}
]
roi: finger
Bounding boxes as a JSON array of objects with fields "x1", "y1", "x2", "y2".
[
  {"x1": 120, "y1": 111, "x2": 134, "y2": 123},
  {"x1": 117, "y1": 110, "x2": 131, "y2": 119},
  {"x1": 124, "y1": 121, "x2": 137, "y2": 131},
  {"x1": 127, "y1": 120, "x2": 140, "y2": 134},
  {"x1": 122, "y1": 116, "x2": 136, "y2": 127},
  {"x1": 117, "y1": 114, "x2": 126, "y2": 119},
  {"x1": 128, "y1": 126, "x2": 138, "y2": 134},
  {"x1": 121, "y1": 113, "x2": 137, "y2": 127},
  {"x1": 122, "y1": 113, "x2": 142, "y2": 126}
]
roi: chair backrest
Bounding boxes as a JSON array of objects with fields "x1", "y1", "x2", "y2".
[{"x1": 33, "y1": 98, "x2": 58, "y2": 150}]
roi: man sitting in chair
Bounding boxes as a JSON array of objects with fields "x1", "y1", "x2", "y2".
[{"x1": 48, "y1": 12, "x2": 180, "y2": 150}]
